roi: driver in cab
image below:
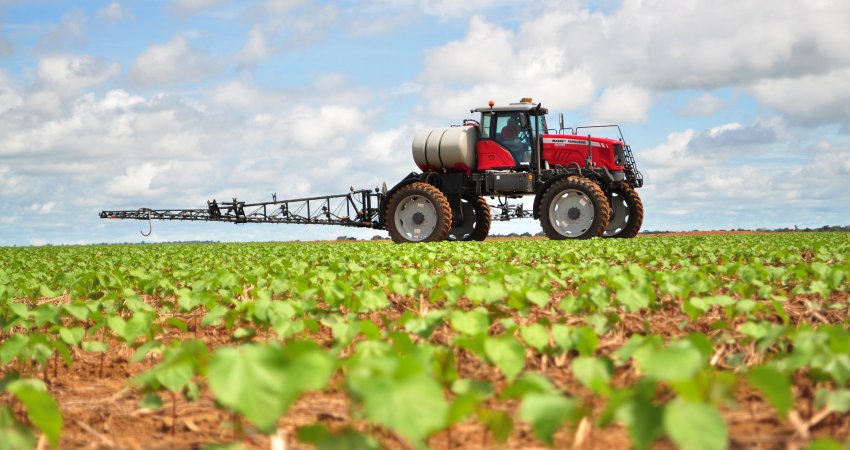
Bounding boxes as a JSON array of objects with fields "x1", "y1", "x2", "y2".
[{"x1": 499, "y1": 116, "x2": 528, "y2": 164}]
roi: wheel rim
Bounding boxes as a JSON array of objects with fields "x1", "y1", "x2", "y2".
[
  {"x1": 448, "y1": 199, "x2": 476, "y2": 240},
  {"x1": 548, "y1": 188, "x2": 595, "y2": 236},
  {"x1": 604, "y1": 192, "x2": 630, "y2": 236},
  {"x1": 394, "y1": 194, "x2": 439, "y2": 242}
]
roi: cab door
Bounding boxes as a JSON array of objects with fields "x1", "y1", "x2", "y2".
[{"x1": 477, "y1": 112, "x2": 531, "y2": 170}]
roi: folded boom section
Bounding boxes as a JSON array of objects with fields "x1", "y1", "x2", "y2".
[{"x1": 99, "y1": 190, "x2": 385, "y2": 229}]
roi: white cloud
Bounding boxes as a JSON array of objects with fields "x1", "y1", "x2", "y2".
[
  {"x1": 354, "y1": 126, "x2": 415, "y2": 171},
  {"x1": 171, "y1": 0, "x2": 228, "y2": 15},
  {"x1": 22, "y1": 91, "x2": 63, "y2": 116},
  {"x1": 750, "y1": 68, "x2": 850, "y2": 124},
  {"x1": 36, "y1": 55, "x2": 120, "y2": 95},
  {"x1": 422, "y1": 16, "x2": 515, "y2": 85},
  {"x1": 30, "y1": 201, "x2": 56, "y2": 214},
  {"x1": 591, "y1": 85, "x2": 652, "y2": 124},
  {"x1": 344, "y1": 0, "x2": 517, "y2": 35},
  {"x1": 636, "y1": 123, "x2": 850, "y2": 230},
  {"x1": 210, "y1": 80, "x2": 273, "y2": 109},
  {"x1": 98, "y1": 2, "x2": 133, "y2": 22},
  {"x1": 0, "y1": 70, "x2": 22, "y2": 114},
  {"x1": 0, "y1": 166, "x2": 28, "y2": 197},
  {"x1": 39, "y1": 10, "x2": 86, "y2": 50},
  {"x1": 236, "y1": 26, "x2": 270, "y2": 65},
  {"x1": 232, "y1": 3, "x2": 337, "y2": 60},
  {"x1": 687, "y1": 120, "x2": 781, "y2": 152},
  {"x1": 263, "y1": 0, "x2": 305, "y2": 15},
  {"x1": 421, "y1": 0, "x2": 513, "y2": 19},
  {"x1": 681, "y1": 93, "x2": 725, "y2": 117},
  {"x1": 0, "y1": 89, "x2": 205, "y2": 160},
  {"x1": 436, "y1": 0, "x2": 850, "y2": 127},
  {"x1": 421, "y1": 16, "x2": 596, "y2": 118},
  {"x1": 208, "y1": 75, "x2": 371, "y2": 111},
  {"x1": 106, "y1": 162, "x2": 171, "y2": 198},
  {"x1": 128, "y1": 36, "x2": 220, "y2": 86}
]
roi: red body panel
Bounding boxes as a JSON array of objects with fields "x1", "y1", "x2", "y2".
[
  {"x1": 541, "y1": 134, "x2": 624, "y2": 171},
  {"x1": 476, "y1": 140, "x2": 517, "y2": 170}
]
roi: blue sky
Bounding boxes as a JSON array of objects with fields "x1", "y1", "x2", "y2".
[{"x1": 1, "y1": 0, "x2": 848, "y2": 246}]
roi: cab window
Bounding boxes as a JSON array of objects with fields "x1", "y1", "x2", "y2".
[
  {"x1": 494, "y1": 112, "x2": 531, "y2": 164},
  {"x1": 480, "y1": 113, "x2": 492, "y2": 139}
]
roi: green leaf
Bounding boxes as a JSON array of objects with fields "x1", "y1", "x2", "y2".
[
  {"x1": 449, "y1": 308, "x2": 489, "y2": 336},
  {"x1": 520, "y1": 323, "x2": 549, "y2": 352},
  {"x1": 208, "y1": 342, "x2": 333, "y2": 433},
  {"x1": 0, "y1": 334, "x2": 29, "y2": 365},
  {"x1": 484, "y1": 336, "x2": 525, "y2": 381},
  {"x1": 357, "y1": 373, "x2": 448, "y2": 445},
  {"x1": 662, "y1": 398, "x2": 728, "y2": 450},
  {"x1": 39, "y1": 285, "x2": 58, "y2": 299},
  {"x1": 63, "y1": 303, "x2": 89, "y2": 321},
  {"x1": 154, "y1": 361, "x2": 193, "y2": 393},
  {"x1": 615, "y1": 393, "x2": 663, "y2": 450},
  {"x1": 572, "y1": 356, "x2": 612, "y2": 395},
  {"x1": 818, "y1": 389, "x2": 850, "y2": 412},
  {"x1": 208, "y1": 345, "x2": 288, "y2": 431},
  {"x1": 806, "y1": 438, "x2": 846, "y2": 450},
  {"x1": 501, "y1": 373, "x2": 557, "y2": 399},
  {"x1": 139, "y1": 394, "x2": 163, "y2": 410},
  {"x1": 616, "y1": 287, "x2": 649, "y2": 312},
  {"x1": 124, "y1": 314, "x2": 151, "y2": 342},
  {"x1": 746, "y1": 366, "x2": 792, "y2": 416},
  {"x1": 81, "y1": 340, "x2": 109, "y2": 353},
  {"x1": 477, "y1": 408, "x2": 513, "y2": 443},
  {"x1": 58, "y1": 327, "x2": 85, "y2": 346},
  {"x1": 107, "y1": 315, "x2": 126, "y2": 338},
  {"x1": 165, "y1": 317, "x2": 188, "y2": 332},
  {"x1": 525, "y1": 289, "x2": 551, "y2": 307},
  {"x1": 0, "y1": 406, "x2": 35, "y2": 450},
  {"x1": 690, "y1": 295, "x2": 735, "y2": 312},
  {"x1": 297, "y1": 424, "x2": 380, "y2": 450},
  {"x1": 201, "y1": 305, "x2": 229, "y2": 327},
  {"x1": 518, "y1": 393, "x2": 581, "y2": 445},
  {"x1": 357, "y1": 289, "x2": 388, "y2": 312},
  {"x1": 551, "y1": 325, "x2": 598, "y2": 356},
  {"x1": 633, "y1": 341, "x2": 704, "y2": 382},
  {"x1": 131, "y1": 340, "x2": 164, "y2": 364},
  {"x1": 7, "y1": 379, "x2": 63, "y2": 448}
]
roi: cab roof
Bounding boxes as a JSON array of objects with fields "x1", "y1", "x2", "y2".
[{"x1": 472, "y1": 100, "x2": 549, "y2": 115}]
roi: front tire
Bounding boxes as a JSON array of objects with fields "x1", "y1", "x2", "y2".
[
  {"x1": 603, "y1": 182, "x2": 644, "y2": 238},
  {"x1": 539, "y1": 177, "x2": 610, "y2": 240},
  {"x1": 385, "y1": 182, "x2": 452, "y2": 243},
  {"x1": 448, "y1": 196, "x2": 491, "y2": 241}
]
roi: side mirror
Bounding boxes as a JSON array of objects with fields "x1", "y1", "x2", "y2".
[
  {"x1": 519, "y1": 114, "x2": 528, "y2": 129},
  {"x1": 559, "y1": 113, "x2": 564, "y2": 131}
]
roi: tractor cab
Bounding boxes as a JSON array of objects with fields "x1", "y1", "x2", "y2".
[{"x1": 474, "y1": 99, "x2": 548, "y2": 171}]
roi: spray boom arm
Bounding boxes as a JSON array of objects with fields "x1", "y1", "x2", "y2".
[{"x1": 100, "y1": 189, "x2": 386, "y2": 235}]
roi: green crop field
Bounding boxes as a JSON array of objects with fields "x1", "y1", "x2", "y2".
[{"x1": 1, "y1": 233, "x2": 849, "y2": 450}]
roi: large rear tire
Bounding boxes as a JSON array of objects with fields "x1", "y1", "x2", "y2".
[
  {"x1": 448, "y1": 196, "x2": 491, "y2": 241},
  {"x1": 603, "y1": 182, "x2": 644, "y2": 238},
  {"x1": 539, "y1": 177, "x2": 609, "y2": 240},
  {"x1": 385, "y1": 182, "x2": 452, "y2": 243}
]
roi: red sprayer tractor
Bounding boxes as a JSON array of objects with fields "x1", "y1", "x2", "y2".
[{"x1": 101, "y1": 99, "x2": 644, "y2": 243}]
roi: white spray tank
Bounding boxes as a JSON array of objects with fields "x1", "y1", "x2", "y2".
[{"x1": 411, "y1": 125, "x2": 478, "y2": 172}]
